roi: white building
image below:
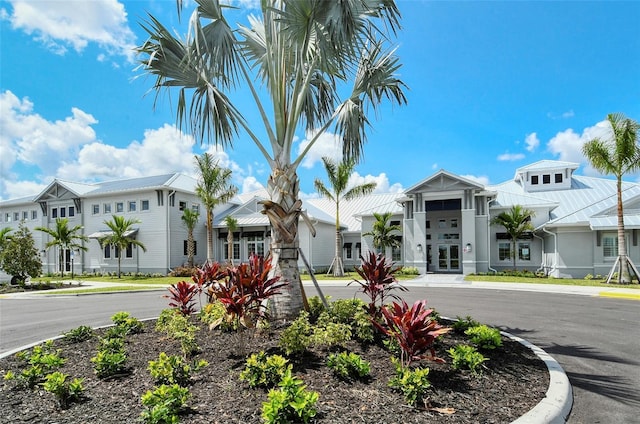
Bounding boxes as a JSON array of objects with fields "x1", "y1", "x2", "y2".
[{"x1": 1, "y1": 160, "x2": 639, "y2": 280}]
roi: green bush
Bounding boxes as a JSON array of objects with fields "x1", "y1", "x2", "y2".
[
  {"x1": 307, "y1": 295, "x2": 330, "y2": 323},
  {"x1": 148, "y1": 352, "x2": 207, "y2": 387},
  {"x1": 388, "y1": 357, "x2": 431, "y2": 406},
  {"x1": 63, "y1": 325, "x2": 95, "y2": 343},
  {"x1": 198, "y1": 301, "x2": 237, "y2": 332},
  {"x1": 42, "y1": 371, "x2": 84, "y2": 408},
  {"x1": 91, "y1": 350, "x2": 127, "y2": 379},
  {"x1": 240, "y1": 351, "x2": 291, "y2": 389},
  {"x1": 452, "y1": 315, "x2": 481, "y2": 334},
  {"x1": 261, "y1": 371, "x2": 319, "y2": 424},
  {"x1": 140, "y1": 384, "x2": 190, "y2": 424},
  {"x1": 278, "y1": 312, "x2": 312, "y2": 356},
  {"x1": 310, "y1": 321, "x2": 352, "y2": 349},
  {"x1": 448, "y1": 344, "x2": 488, "y2": 375},
  {"x1": 13, "y1": 341, "x2": 66, "y2": 388},
  {"x1": 326, "y1": 351, "x2": 370, "y2": 381},
  {"x1": 465, "y1": 325, "x2": 503, "y2": 350},
  {"x1": 155, "y1": 309, "x2": 200, "y2": 357},
  {"x1": 111, "y1": 311, "x2": 144, "y2": 335}
]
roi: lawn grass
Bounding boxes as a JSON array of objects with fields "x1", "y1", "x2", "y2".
[
  {"x1": 33, "y1": 285, "x2": 165, "y2": 295},
  {"x1": 33, "y1": 275, "x2": 173, "y2": 285},
  {"x1": 466, "y1": 274, "x2": 640, "y2": 289}
]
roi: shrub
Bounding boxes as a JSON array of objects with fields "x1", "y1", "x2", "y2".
[
  {"x1": 111, "y1": 311, "x2": 144, "y2": 335},
  {"x1": 319, "y1": 298, "x2": 374, "y2": 343},
  {"x1": 140, "y1": 384, "x2": 190, "y2": 424},
  {"x1": 448, "y1": 344, "x2": 488, "y2": 375},
  {"x1": 373, "y1": 299, "x2": 450, "y2": 366},
  {"x1": 327, "y1": 351, "x2": 370, "y2": 381},
  {"x1": 452, "y1": 315, "x2": 481, "y2": 334},
  {"x1": 398, "y1": 266, "x2": 419, "y2": 276},
  {"x1": 97, "y1": 335, "x2": 125, "y2": 353},
  {"x1": 164, "y1": 281, "x2": 199, "y2": 316},
  {"x1": 261, "y1": 371, "x2": 319, "y2": 424},
  {"x1": 13, "y1": 341, "x2": 66, "y2": 388},
  {"x1": 168, "y1": 266, "x2": 199, "y2": 278},
  {"x1": 349, "y1": 252, "x2": 406, "y2": 318},
  {"x1": 278, "y1": 312, "x2": 312, "y2": 356},
  {"x1": 91, "y1": 350, "x2": 127, "y2": 379},
  {"x1": 42, "y1": 371, "x2": 84, "y2": 408},
  {"x1": 307, "y1": 295, "x2": 330, "y2": 323},
  {"x1": 584, "y1": 273, "x2": 595, "y2": 280},
  {"x1": 155, "y1": 311, "x2": 200, "y2": 358},
  {"x1": 310, "y1": 321, "x2": 352, "y2": 349},
  {"x1": 240, "y1": 351, "x2": 291, "y2": 389},
  {"x1": 388, "y1": 357, "x2": 431, "y2": 406},
  {"x1": 148, "y1": 352, "x2": 207, "y2": 387},
  {"x1": 63, "y1": 325, "x2": 95, "y2": 343},
  {"x1": 465, "y1": 325, "x2": 503, "y2": 350},
  {"x1": 198, "y1": 301, "x2": 237, "y2": 332}
]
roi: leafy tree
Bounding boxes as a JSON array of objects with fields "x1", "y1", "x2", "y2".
[
  {"x1": 1, "y1": 222, "x2": 41, "y2": 284},
  {"x1": 181, "y1": 208, "x2": 200, "y2": 267},
  {"x1": 36, "y1": 218, "x2": 88, "y2": 277},
  {"x1": 363, "y1": 212, "x2": 401, "y2": 255},
  {"x1": 582, "y1": 113, "x2": 640, "y2": 284},
  {"x1": 314, "y1": 157, "x2": 376, "y2": 276},
  {"x1": 101, "y1": 215, "x2": 147, "y2": 278},
  {"x1": 490, "y1": 205, "x2": 535, "y2": 271},
  {"x1": 223, "y1": 215, "x2": 238, "y2": 266},
  {"x1": 136, "y1": 0, "x2": 406, "y2": 320},
  {"x1": 194, "y1": 153, "x2": 238, "y2": 263},
  {"x1": 0, "y1": 227, "x2": 14, "y2": 271}
]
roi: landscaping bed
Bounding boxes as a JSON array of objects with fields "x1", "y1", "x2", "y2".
[{"x1": 0, "y1": 314, "x2": 548, "y2": 423}]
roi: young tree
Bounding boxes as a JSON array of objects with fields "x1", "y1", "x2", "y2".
[
  {"x1": 490, "y1": 205, "x2": 535, "y2": 271},
  {"x1": 363, "y1": 212, "x2": 402, "y2": 256},
  {"x1": 1, "y1": 222, "x2": 41, "y2": 284},
  {"x1": 314, "y1": 157, "x2": 376, "y2": 276},
  {"x1": 194, "y1": 153, "x2": 238, "y2": 264},
  {"x1": 36, "y1": 218, "x2": 88, "y2": 278},
  {"x1": 0, "y1": 227, "x2": 14, "y2": 272},
  {"x1": 582, "y1": 113, "x2": 640, "y2": 284},
  {"x1": 136, "y1": 0, "x2": 406, "y2": 320},
  {"x1": 223, "y1": 215, "x2": 238, "y2": 266},
  {"x1": 181, "y1": 208, "x2": 200, "y2": 268},
  {"x1": 102, "y1": 215, "x2": 147, "y2": 278}
]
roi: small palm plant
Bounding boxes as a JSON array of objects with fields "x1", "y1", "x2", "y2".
[
  {"x1": 36, "y1": 218, "x2": 88, "y2": 278},
  {"x1": 102, "y1": 215, "x2": 147, "y2": 278},
  {"x1": 490, "y1": 205, "x2": 535, "y2": 271}
]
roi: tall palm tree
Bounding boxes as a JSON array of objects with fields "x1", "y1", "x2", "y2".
[
  {"x1": 363, "y1": 212, "x2": 401, "y2": 256},
  {"x1": 582, "y1": 113, "x2": 640, "y2": 284},
  {"x1": 36, "y1": 218, "x2": 88, "y2": 277},
  {"x1": 136, "y1": 0, "x2": 407, "y2": 319},
  {"x1": 314, "y1": 157, "x2": 376, "y2": 276},
  {"x1": 490, "y1": 205, "x2": 535, "y2": 271},
  {"x1": 194, "y1": 153, "x2": 238, "y2": 264},
  {"x1": 102, "y1": 215, "x2": 147, "y2": 278},
  {"x1": 182, "y1": 208, "x2": 200, "y2": 267},
  {"x1": 223, "y1": 215, "x2": 238, "y2": 266}
]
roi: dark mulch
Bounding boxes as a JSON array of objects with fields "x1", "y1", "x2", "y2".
[{"x1": 0, "y1": 318, "x2": 548, "y2": 424}]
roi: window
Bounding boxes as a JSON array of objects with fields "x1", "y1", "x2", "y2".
[
  {"x1": 157, "y1": 190, "x2": 164, "y2": 206},
  {"x1": 92, "y1": 204, "x2": 100, "y2": 215},
  {"x1": 450, "y1": 218, "x2": 458, "y2": 228},
  {"x1": 22, "y1": 211, "x2": 28, "y2": 220},
  {"x1": 128, "y1": 201, "x2": 136, "y2": 212},
  {"x1": 391, "y1": 244, "x2": 401, "y2": 262},
  {"x1": 104, "y1": 245, "x2": 111, "y2": 259},
  {"x1": 68, "y1": 206, "x2": 75, "y2": 217},
  {"x1": 192, "y1": 204, "x2": 200, "y2": 214},
  {"x1": 498, "y1": 242, "x2": 511, "y2": 261},
  {"x1": 531, "y1": 175, "x2": 539, "y2": 185},
  {"x1": 183, "y1": 240, "x2": 198, "y2": 256},
  {"x1": 555, "y1": 173, "x2": 563, "y2": 183},
  {"x1": 126, "y1": 243, "x2": 134, "y2": 258},
  {"x1": 426, "y1": 220, "x2": 431, "y2": 229},
  {"x1": 543, "y1": 174, "x2": 550, "y2": 184},
  {"x1": 51, "y1": 208, "x2": 58, "y2": 218},
  {"x1": 344, "y1": 243, "x2": 353, "y2": 259},
  {"x1": 246, "y1": 234, "x2": 265, "y2": 257},
  {"x1": 169, "y1": 194, "x2": 175, "y2": 207},
  {"x1": 438, "y1": 219, "x2": 447, "y2": 228},
  {"x1": 223, "y1": 240, "x2": 240, "y2": 260},
  {"x1": 116, "y1": 202, "x2": 124, "y2": 213},
  {"x1": 518, "y1": 242, "x2": 531, "y2": 261},
  {"x1": 141, "y1": 200, "x2": 150, "y2": 211},
  {"x1": 60, "y1": 207, "x2": 66, "y2": 218},
  {"x1": 104, "y1": 203, "x2": 112, "y2": 214},
  {"x1": 179, "y1": 201, "x2": 187, "y2": 211},
  {"x1": 13, "y1": 212, "x2": 19, "y2": 221},
  {"x1": 603, "y1": 235, "x2": 618, "y2": 258},
  {"x1": 5, "y1": 213, "x2": 10, "y2": 222},
  {"x1": 31, "y1": 210, "x2": 37, "y2": 220}
]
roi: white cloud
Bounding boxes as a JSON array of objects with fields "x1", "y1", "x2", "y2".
[
  {"x1": 5, "y1": 0, "x2": 136, "y2": 61},
  {"x1": 497, "y1": 152, "x2": 525, "y2": 161},
  {"x1": 547, "y1": 109, "x2": 575, "y2": 120},
  {"x1": 431, "y1": 163, "x2": 438, "y2": 170},
  {"x1": 460, "y1": 174, "x2": 490, "y2": 186},
  {"x1": 524, "y1": 133, "x2": 539, "y2": 152},
  {"x1": 348, "y1": 172, "x2": 404, "y2": 194},
  {"x1": 546, "y1": 119, "x2": 611, "y2": 168},
  {"x1": 562, "y1": 110, "x2": 575, "y2": 119},
  {"x1": 297, "y1": 130, "x2": 342, "y2": 169}
]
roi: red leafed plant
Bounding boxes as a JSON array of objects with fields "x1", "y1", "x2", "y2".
[
  {"x1": 373, "y1": 299, "x2": 451, "y2": 367},
  {"x1": 164, "y1": 281, "x2": 199, "y2": 316},
  {"x1": 208, "y1": 255, "x2": 287, "y2": 328},
  {"x1": 349, "y1": 252, "x2": 406, "y2": 317}
]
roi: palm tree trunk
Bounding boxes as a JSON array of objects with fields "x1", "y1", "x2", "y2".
[
  {"x1": 187, "y1": 232, "x2": 194, "y2": 267},
  {"x1": 262, "y1": 165, "x2": 305, "y2": 321},
  {"x1": 616, "y1": 178, "x2": 631, "y2": 283},
  {"x1": 332, "y1": 229, "x2": 344, "y2": 277},
  {"x1": 206, "y1": 210, "x2": 214, "y2": 264},
  {"x1": 512, "y1": 239, "x2": 517, "y2": 271},
  {"x1": 227, "y1": 233, "x2": 234, "y2": 266},
  {"x1": 59, "y1": 248, "x2": 64, "y2": 278}
]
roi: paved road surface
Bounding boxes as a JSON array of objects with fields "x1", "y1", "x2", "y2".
[{"x1": 1, "y1": 285, "x2": 638, "y2": 423}]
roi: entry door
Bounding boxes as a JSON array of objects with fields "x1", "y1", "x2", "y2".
[{"x1": 437, "y1": 244, "x2": 460, "y2": 272}]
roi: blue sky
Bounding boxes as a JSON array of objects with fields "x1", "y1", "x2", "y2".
[{"x1": 1, "y1": 0, "x2": 639, "y2": 201}]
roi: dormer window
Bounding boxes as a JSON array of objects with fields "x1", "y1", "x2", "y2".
[
  {"x1": 542, "y1": 174, "x2": 550, "y2": 184},
  {"x1": 555, "y1": 173, "x2": 563, "y2": 183},
  {"x1": 531, "y1": 175, "x2": 539, "y2": 185}
]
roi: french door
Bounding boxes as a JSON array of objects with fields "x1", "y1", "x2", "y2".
[{"x1": 437, "y1": 244, "x2": 460, "y2": 272}]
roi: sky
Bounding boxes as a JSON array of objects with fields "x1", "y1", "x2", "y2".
[{"x1": 1, "y1": 0, "x2": 639, "y2": 202}]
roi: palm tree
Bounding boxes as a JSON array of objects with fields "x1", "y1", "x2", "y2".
[
  {"x1": 0, "y1": 227, "x2": 13, "y2": 252},
  {"x1": 136, "y1": 0, "x2": 407, "y2": 319},
  {"x1": 102, "y1": 215, "x2": 147, "y2": 278},
  {"x1": 36, "y1": 218, "x2": 88, "y2": 277},
  {"x1": 314, "y1": 157, "x2": 376, "y2": 276},
  {"x1": 490, "y1": 205, "x2": 535, "y2": 271},
  {"x1": 181, "y1": 208, "x2": 200, "y2": 267},
  {"x1": 582, "y1": 113, "x2": 640, "y2": 284},
  {"x1": 363, "y1": 212, "x2": 401, "y2": 256},
  {"x1": 194, "y1": 153, "x2": 238, "y2": 264},
  {"x1": 223, "y1": 215, "x2": 239, "y2": 266}
]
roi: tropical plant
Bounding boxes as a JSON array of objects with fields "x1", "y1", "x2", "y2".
[
  {"x1": 240, "y1": 351, "x2": 291, "y2": 389},
  {"x1": 136, "y1": 0, "x2": 407, "y2": 320},
  {"x1": 42, "y1": 371, "x2": 84, "y2": 409},
  {"x1": 193, "y1": 153, "x2": 238, "y2": 263},
  {"x1": 448, "y1": 344, "x2": 488, "y2": 376},
  {"x1": 314, "y1": 157, "x2": 377, "y2": 276},
  {"x1": 148, "y1": 352, "x2": 207, "y2": 387},
  {"x1": 181, "y1": 208, "x2": 200, "y2": 268},
  {"x1": 362, "y1": 212, "x2": 402, "y2": 254},
  {"x1": 0, "y1": 227, "x2": 13, "y2": 254},
  {"x1": 101, "y1": 215, "x2": 147, "y2": 278},
  {"x1": 62, "y1": 325, "x2": 95, "y2": 343},
  {"x1": 349, "y1": 251, "x2": 405, "y2": 318},
  {"x1": 220, "y1": 215, "x2": 238, "y2": 266},
  {"x1": 140, "y1": 384, "x2": 190, "y2": 424},
  {"x1": 582, "y1": 113, "x2": 640, "y2": 284},
  {"x1": 373, "y1": 299, "x2": 450, "y2": 367},
  {"x1": 327, "y1": 351, "x2": 370, "y2": 381},
  {"x1": 261, "y1": 371, "x2": 319, "y2": 424},
  {"x1": 35, "y1": 218, "x2": 87, "y2": 278},
  {"x1": 388, "y1": 357, "x2": 431, "y2": 406},
  {"x1": 465, "y1": 325, "x2": 503, "y2": 350},
  {"x1": 0, "y1": 222, "x2": 41, "y2": 284},
  {"x1": 490, "y1": 205, "x2": 535, "y2": 270},
  {"x1": 164, "y1": 281, "x2": 199, "y2": 316}
]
